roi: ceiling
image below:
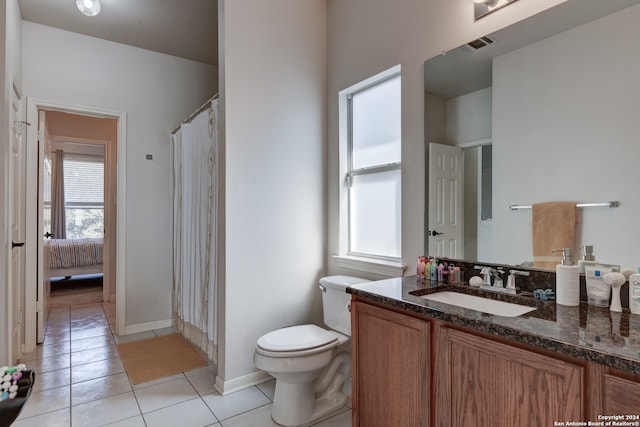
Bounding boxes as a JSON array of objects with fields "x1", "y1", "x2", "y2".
[
  {"x1": 424, "y1": 0, "x2": 640, "y2": 99},
  {"x1": 18, "y1": 0, "x2": 218, "y2": 66}
]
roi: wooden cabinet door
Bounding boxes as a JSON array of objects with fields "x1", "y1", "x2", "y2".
[
  {"x1": 351, "y1": 301, "x2": 430, "y2": 427},
  {"x1": 436, "y1": 328, "x2": 584, "y2": 427},
  {"x1": 602, "y1": 373, "x2": 640, "y2": 415}
]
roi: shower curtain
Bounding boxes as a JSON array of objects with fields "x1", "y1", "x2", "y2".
[{"x1": 172, "y1": 98, "x2": 218, "y2": 363}]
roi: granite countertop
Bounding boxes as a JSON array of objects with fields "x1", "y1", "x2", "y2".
[{"x1": 347, "y1": 276, "x2": 640, "y2": 375}]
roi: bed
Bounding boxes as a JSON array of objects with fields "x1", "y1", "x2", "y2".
[{"x1": 44, "y1": 238, "x2": 103, "y2": 278}]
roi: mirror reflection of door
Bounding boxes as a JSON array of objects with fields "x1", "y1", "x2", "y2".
[{"x1": 428, "y1": 142, "x2": 463, "y2": 258}]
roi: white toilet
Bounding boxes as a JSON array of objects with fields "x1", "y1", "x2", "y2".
[{"x1": 253, "y1": 275, "x2": 369, "y2": 426}]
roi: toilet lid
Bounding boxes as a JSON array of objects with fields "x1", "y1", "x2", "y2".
[{"x1": 257, "y1": 324, "x2": 339, "y2": 352}]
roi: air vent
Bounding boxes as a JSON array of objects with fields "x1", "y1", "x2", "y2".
[{"x1": 464, "y1": 35, "x2": 497, "y2": 51}]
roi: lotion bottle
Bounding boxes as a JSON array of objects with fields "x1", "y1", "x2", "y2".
[
  {"x1": 554, "y1": 248, "x2": 580, "y2": 307},
  {"x1": 630, "y1": 268, "x2": 640, "y2": 315}
]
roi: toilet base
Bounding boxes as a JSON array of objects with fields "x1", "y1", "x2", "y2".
[
  {"x1": 272, "y1": 382, "x2": 348, "y2": 427},
  {"x1": 270, "y1": 352, "x2": 351, "y2": 426}
]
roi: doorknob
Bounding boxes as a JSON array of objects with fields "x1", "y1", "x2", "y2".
[
  {"x1": 428, "y1": 230, "x2": 443, "y2": 237},
  {"x1": 12, "y1": 241, "x2": 25, "y2": 249},
  {"x1": 44, "y1": 232, "x2": 55, "y2": 238}
]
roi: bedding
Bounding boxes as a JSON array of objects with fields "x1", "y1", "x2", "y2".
[{"x1": 45, "y1": 238, "x2": 103, "y2": 277}]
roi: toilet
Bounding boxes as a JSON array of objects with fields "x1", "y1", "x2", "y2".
[{"x1": 253, "y1": 275, "x2": 369, "y2": 426}]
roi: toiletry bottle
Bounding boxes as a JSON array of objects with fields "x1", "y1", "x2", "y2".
[
  {"x1": 585, "y1": 264, "x2": 615, "y2": 307},
  {"x1": 417, "y1": 257, "x2": 426, "y2": 278},
  {"x1": 629, "y1": 268, "x2": 640, "y2": 315},
  {"x1": 577, "y1": 245, "x2": 597, "y2": 274},
  {"x1": 554, "y1": 248, "x2": 580, "y2": 307},
  {"x1": 430, "y1": 260, "x2": 437, "y2": 281}
]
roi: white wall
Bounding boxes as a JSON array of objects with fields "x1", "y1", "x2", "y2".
[
  {"x1": 0, "y1": 0, "x2": 23, "y2": 363},
  {"x1": 326, "y1": 0, "x2": 566, "y2": 277},
  {"x1": 446, "y1": 88, "x2": 492, "y2": 145},
  {"x1": 217, "y1": 0, "x2": 326, "y2": 391},
  {"x1": 492, "y1": 4, "x2": 640, "y2": 268},
  {"x1": 21, "y1": 22, "x2": 217, "y2": 330}
]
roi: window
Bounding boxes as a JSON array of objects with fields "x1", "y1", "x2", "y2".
[
  {"x1": 64, "y1": 154, "x2": 104, "y2": 238},
  {"x1": 338, "y1": 66, "x2": 402, "y2": 271},
  {"x1": 44, "y1": 152, "x2": 105, "y2": 238}
]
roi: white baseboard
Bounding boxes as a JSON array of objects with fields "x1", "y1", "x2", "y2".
[
  {"x1": 123, "y1": 318, "x2": 172, "y2": 335},
  {"x1": 214, "y1": 371, "x2": 273, "y2": 395}
]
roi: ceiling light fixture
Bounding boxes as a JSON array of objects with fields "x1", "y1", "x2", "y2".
[
  {"x1": 76, "y1": 0, "x2": 101, "y2": 17},
  {"x1": 474, "y1": 0, "x2": 519, "y2": 20}
]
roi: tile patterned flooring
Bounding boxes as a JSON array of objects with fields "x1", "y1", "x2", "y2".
[{"x1": 14, "y1": 302, "x2": 352, "y2": 427}]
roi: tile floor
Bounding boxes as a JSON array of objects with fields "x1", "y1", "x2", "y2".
[{"x1": 14, "y1": 302, "x2": 352, "y2": 427}]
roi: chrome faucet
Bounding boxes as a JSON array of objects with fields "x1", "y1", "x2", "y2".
[{"x1": 474, "y1": 266, "x2": 517, "y2": 294}]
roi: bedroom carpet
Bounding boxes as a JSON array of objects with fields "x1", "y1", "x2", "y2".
[{"x1": 117, "y1": 334, "x2": 208, "y2": 385}]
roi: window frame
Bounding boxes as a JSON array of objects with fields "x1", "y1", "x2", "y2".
[{"x1": 335, "y1": 65, "x2": 406, "y2": 276}]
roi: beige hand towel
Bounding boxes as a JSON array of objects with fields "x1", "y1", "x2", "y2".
[{"x1": 532, "y1": 202, "x2": 576, "y2": 270}]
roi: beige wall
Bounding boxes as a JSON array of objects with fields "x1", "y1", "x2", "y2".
[
  {"x1": 217, "y1": 0, "x2": 326, "y2": 391},
  {"x1": 22, "y1": 21, "x2": 217, "y2": 330},
  {"x1": 326, "y1": 0, "x2": 566, "y2": 277}
]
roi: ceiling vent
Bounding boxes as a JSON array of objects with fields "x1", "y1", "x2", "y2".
[{"x1": 464, "y1": 35, "x2": 497, "y2": 51}]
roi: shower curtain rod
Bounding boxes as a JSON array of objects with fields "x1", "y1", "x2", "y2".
[{"x1": 171, "y1": 93, "x2": 219, "y2": 135}]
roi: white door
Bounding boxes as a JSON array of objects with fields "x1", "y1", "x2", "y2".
[
  {"x1": 8, "y1": 83, "x2": 26, "y2": 363},
  {"x1": 428, "y1": 142, "x2": 463, "y2": 258},
  {"x1": 37, "y1": 109, "x2": 51, "y2": 343}
]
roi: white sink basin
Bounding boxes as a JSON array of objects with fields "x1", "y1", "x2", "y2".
[{"x1": 417, "y1": 291, "x2": 536, "y2": 317}]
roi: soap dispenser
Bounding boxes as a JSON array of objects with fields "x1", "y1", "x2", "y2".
[
  {"x1": 577, "y1": 245, "x2": 596, "y2": 274},
  {"x1": 553, "y1": 248, "x2": 580, "y2": 306}
]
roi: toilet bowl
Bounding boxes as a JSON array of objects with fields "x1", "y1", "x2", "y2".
[{"x1": 253, "y1": 275, "x2": 369, "y2": 427}]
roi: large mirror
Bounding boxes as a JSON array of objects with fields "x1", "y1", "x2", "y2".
[{"x1": 424, "y1": 0, "x2": 640, "y2": 270}]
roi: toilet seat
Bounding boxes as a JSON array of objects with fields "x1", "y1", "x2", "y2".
[{"x1": 256, "y1": 324, "x2": 346, "y2": 358}]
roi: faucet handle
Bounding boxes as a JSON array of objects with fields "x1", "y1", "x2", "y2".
[
  {"x1": 509, "y1": 269, "x2": 530, "y2": 276},
  {"x1": 506, "y1": 269, "x2": 530, "y2": 290},
  {"x1": 492, "y1": 269, "x2": 505, "y2": 288},
  {"x1": 474, "y1": 266, "x2": 493, "y2": 286}
]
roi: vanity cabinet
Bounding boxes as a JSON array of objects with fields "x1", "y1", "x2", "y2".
[
  {"x1": 598, "y1": 370, "x2": 640, "y2": 415},
  {"x1": 435, "y1": 327, "x2": 584, "y2": 427},
  {"x1": 351, "y1": 298, "x2": 592, "y2": 427},
  {"x1": 351, "y1": 301, "x2": 430, "y2": 427}
]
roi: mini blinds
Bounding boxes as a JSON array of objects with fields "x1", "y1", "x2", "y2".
[{"x1": 63, "y1": 153, "x2": 104, "y2": 207}]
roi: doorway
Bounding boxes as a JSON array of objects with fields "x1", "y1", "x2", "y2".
[
  {"x1": 24, "y1": 99, "x2": 127, "y2": 353},
  {"x1": 44, "y1": 131, "x2": 108, "y2": 308}
]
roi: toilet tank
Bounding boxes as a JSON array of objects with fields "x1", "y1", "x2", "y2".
[{"x1": 319, "y1": 275, "x2": 369, "y2": 336}]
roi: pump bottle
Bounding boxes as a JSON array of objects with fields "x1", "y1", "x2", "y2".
[
  {"x1": 577, "y1": 245, "x2": 596, "y2": 274},
  {"x1": 554, "y1": 248, "x2": 580, "y2": 307}
]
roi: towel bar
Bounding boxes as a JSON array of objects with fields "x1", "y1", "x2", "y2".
[{"x1": 510, "y1": 201, "x2": 620, "y2": 210}]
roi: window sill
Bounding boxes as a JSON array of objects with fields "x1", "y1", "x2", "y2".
[{"x1": 333, "y1": 255, "x2": 407, "y2": 278}]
